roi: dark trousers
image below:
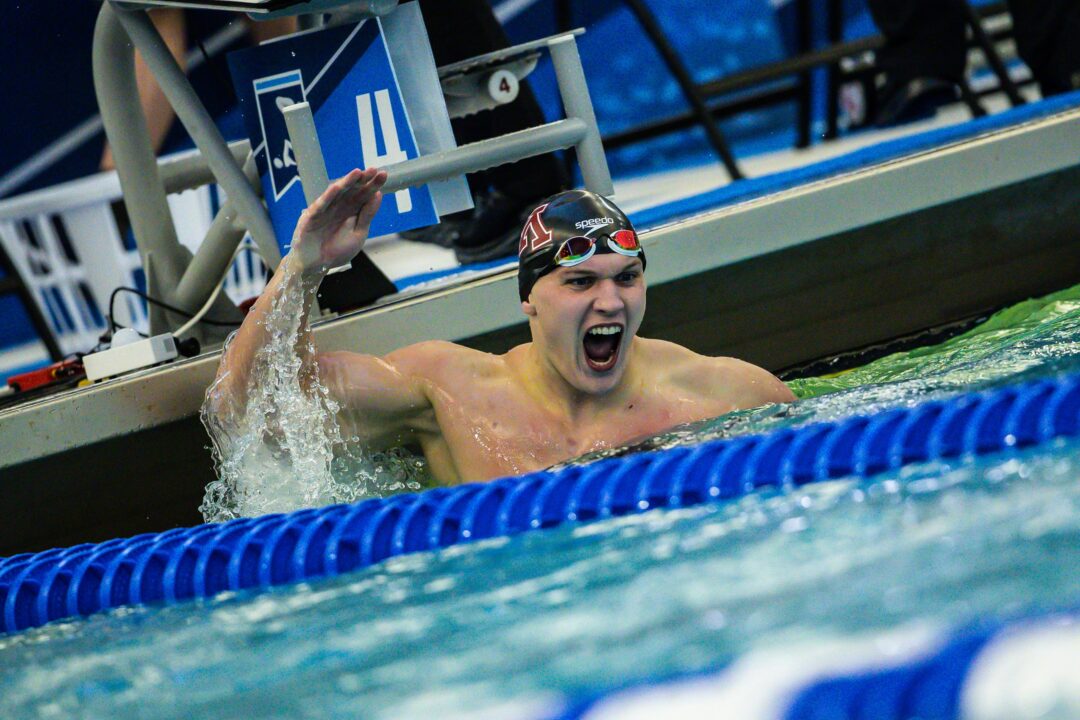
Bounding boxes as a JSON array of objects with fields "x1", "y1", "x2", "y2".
[
  {"x1": 416, "y1": 0, "x2": 567, "y2": 202},
  {"x1": 867, "y1": 0, "x2": 1080, "y2": 96}
]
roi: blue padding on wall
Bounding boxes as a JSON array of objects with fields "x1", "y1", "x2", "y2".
[
  {"x1": 2, "y1": 370, "x2": 1078, "y2": 635},
  {"x1": 393, "y1": 258, "x2": 516, "y2": 292}
]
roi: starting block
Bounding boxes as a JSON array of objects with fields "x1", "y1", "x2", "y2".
[{"x1": 94, "y1": 0, "x2": 612, "y2": 339}]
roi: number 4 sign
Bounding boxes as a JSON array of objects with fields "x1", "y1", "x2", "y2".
[
  {"x1": 487, "y1": 69, "x2": 519, "y2": 105},
  {"x1": 357, "y1": 90, "x2": 411, "y2": 213}
]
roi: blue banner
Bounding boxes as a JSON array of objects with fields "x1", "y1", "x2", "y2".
[{"x1": 228, "y1": 20, "x2": 438, "y2": 254}]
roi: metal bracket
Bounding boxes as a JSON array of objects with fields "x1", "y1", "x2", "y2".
[{"x1": 441, "y1": 54, "x2": 540, "y2": 120}]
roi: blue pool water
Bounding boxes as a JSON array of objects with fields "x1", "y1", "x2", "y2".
[{"x1": 1, "y1": 284, "x2": 1079, "y2": 718}]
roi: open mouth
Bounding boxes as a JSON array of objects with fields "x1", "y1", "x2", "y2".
[{"x1": 582, "y1": 324, "x2": 623, "y2": 372}]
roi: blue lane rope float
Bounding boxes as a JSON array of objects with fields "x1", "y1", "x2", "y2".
[
  {"x1": 781, "y1": 629, "x2": 992, "y2": 720},
  {"x1": 2, "y1": 373, "x2": 1078, "y2": 634},
  {"x1": 553, "y1": 606, "x2": 1080, "y2": 720}
]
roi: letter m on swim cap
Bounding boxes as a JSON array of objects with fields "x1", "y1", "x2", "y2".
[{"x1": 519, "y1": 203, "x2": 552, "y2": 256}]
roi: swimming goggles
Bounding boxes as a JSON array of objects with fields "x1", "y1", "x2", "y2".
[{"x1": 553, "y1": 229, "x2": 642, "y2": 267}]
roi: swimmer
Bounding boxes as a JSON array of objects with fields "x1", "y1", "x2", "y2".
[{"x1": 211, "y1": 168, "x2": 795, "y2": 483}]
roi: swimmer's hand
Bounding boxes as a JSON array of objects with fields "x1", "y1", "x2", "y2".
[{"x1": 288, "y1": 167, "x2": 386, "y2": 279}]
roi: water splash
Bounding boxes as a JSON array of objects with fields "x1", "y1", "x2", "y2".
[{"x1": 199, "y1": 264, "x2": 429, "y2": 523}]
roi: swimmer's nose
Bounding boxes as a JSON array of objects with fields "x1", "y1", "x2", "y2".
[{"x1": 592, "y1": 279, "x2": 625, "y2": 314}]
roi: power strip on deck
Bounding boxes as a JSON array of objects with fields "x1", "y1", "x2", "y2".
[{"x1": 83, "y1": 333, "x2": 179, "y2": 382}]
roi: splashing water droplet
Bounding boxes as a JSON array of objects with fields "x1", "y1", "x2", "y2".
[{"x1": 200, "y1": 264, "x2": 430, "y2": 522}]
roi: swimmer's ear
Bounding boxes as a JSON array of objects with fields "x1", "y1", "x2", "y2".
[{"x1": 521, "y1": 299, "x2": 537, "y2": 317}]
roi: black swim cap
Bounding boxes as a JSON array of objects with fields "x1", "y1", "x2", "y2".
[{"x1": 517, "y1": 190, "x2": 645, "y2": 302}]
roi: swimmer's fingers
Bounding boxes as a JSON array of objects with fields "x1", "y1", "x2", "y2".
[
  {"x1": 309, "y1": 169, "x2": 361, "y2": 214},
  {"x1": 336, "y1": 170, "x2": 384, "y2": 238},
  {"x1": 352, "y1": 189, "x2": 383, "y2": 236},
  {"x1": 291, "y1": 169, "x2": 384, "y2": 274},
  {"x1": 319, "y1": 169, "x2": 370, "y2": 218},
  {"x1": 344, "y1": 170, "x2": 387, "y2": 218},
  {"x1": 297, "y1": 179, "x2": 349, "y2": 236},
  {"x1": 302, "y1": 169, "x2": 374, "y2": 231},
  {"x1": 338, "y1": 168, "x2": 386, "y2": 216}
]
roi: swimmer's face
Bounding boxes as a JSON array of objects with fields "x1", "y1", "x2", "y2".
[{"x1": 523, "y1": 253, "x2": 646, "y2": 395}]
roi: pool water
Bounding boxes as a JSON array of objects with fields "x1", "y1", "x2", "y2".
[{"x1": 2, "y1": 283, "x2": 1080, "y2": 719}]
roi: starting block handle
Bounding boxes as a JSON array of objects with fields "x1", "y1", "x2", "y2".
[
  {"x1": 282, "y1": 102, "x2": 331, "y2": 204},
  {"x1": 549, "y1": 35, "x2": 614, "y2": 197},
  {"x1": 284, "y1": 98, "x2": 588, "y2": 199},
  {"x1": 283, "y1": 33, "x2": 614, "y2": 202},
  {"x1": 380, "y1": 119, "x2": 588, "y2": 193}
]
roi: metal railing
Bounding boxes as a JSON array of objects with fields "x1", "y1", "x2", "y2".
[{"x1": 579, "y1": 0, "x2": 1034, "y2": 176}]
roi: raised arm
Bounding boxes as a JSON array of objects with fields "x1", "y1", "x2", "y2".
[
  {"x1": 316, "y1": 342, "x2": 448, "y2": 448},
  {"x1": 207, "y1": 167, "x2": 390, "y2": 419}
]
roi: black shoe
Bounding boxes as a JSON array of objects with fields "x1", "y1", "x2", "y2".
[
  {"x1": 874, "y1": 76, "x2": 959, "y2": 128},
  {"x1": 398, "y1": 222, "x2": 461, "y2": 248},
  {"x1": 453, "y1": 222, "x2": 523, "y2": 265},
  {"x1": 452, "y1": 190, "x2": 568, "y2": 265},
  {"x1": 397, "y1": 205, "x2": 476, "y2": 248},
  {"x1": 400, "y1": 188, "x2": 522, "y2": 249}
]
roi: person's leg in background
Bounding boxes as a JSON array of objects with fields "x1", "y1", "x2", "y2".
[
  {"x1": 101, "y1": 8, "x2": 188, "y2": 171},
  {"x1": 413, "y1": 0, "x2": 568, "y2": 261},
  {"x1": 245, "y1": 16, "x2": 297, "y2": 45},
  {"x1": 1006, "y1": 0, "x2": 1080, "y2": 96},
  {"x1": 865, "y1": 0, "x2": 968, "y2": 125},
  {"x1": 100, "y1": 11, "x2": 297, "y2": 171}
]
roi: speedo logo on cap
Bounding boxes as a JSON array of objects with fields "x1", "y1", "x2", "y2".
[{"x1": 575, "y1": 217, "x2": 615, "y2": 230}]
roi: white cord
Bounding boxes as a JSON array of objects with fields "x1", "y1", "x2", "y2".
[{"x1": 173, "y1": 241, "x2": 258, "y2": 339}]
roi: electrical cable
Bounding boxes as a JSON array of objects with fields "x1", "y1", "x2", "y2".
[
  {"x1": 106, "y1": 242, "x2": 257, "y2": 334},
  {"x1": 107, "y1": 287, "x2": 242, "y2": 332},
  {"x1": 172, "y1": 241, "x2": 258, "y2": 338}
]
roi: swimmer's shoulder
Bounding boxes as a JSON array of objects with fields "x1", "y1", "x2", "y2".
[
  {"x1": 320, "y1": 340, "x2": 466, "y2": 371},
  {"x1": 385, "y1": 340, "x2": 506, "y2": 379},
  {"x1": 704, "y1": 356, "x2": 795, "y2": 406},
  {"x1": 636, "y1": 337, "x2": 794, "y2": 405},
  {"x1": 633, "y1": 336, "x2": 700, "y2": 368}
]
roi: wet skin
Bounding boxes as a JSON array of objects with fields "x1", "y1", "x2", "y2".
[{"x1": 212, "y1": 168, "x2": 795, "y2": 485}]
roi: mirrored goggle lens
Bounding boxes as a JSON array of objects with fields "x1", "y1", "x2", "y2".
[
  {"x1": 608, "y1": 229, "x2": 640, "y2": 253},
  {"x1": 554, "y1": 236, "x2": 596, "y2": 265}
]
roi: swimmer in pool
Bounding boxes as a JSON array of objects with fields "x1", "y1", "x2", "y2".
[{"x1": 212, "y1": 168, "x2": 794, "y2": 483}]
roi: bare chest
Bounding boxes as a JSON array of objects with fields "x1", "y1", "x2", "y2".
[{"x1": 422, "y1": 387, "x2": 715, "y2": 483}]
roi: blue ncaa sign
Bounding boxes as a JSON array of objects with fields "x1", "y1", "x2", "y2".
[
  {"x1": 253, "y1": 70, "x2": 305, "y2": 201},
  {"x1": 229, "y1": 20, "x2": 438, "y2": 254}
]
